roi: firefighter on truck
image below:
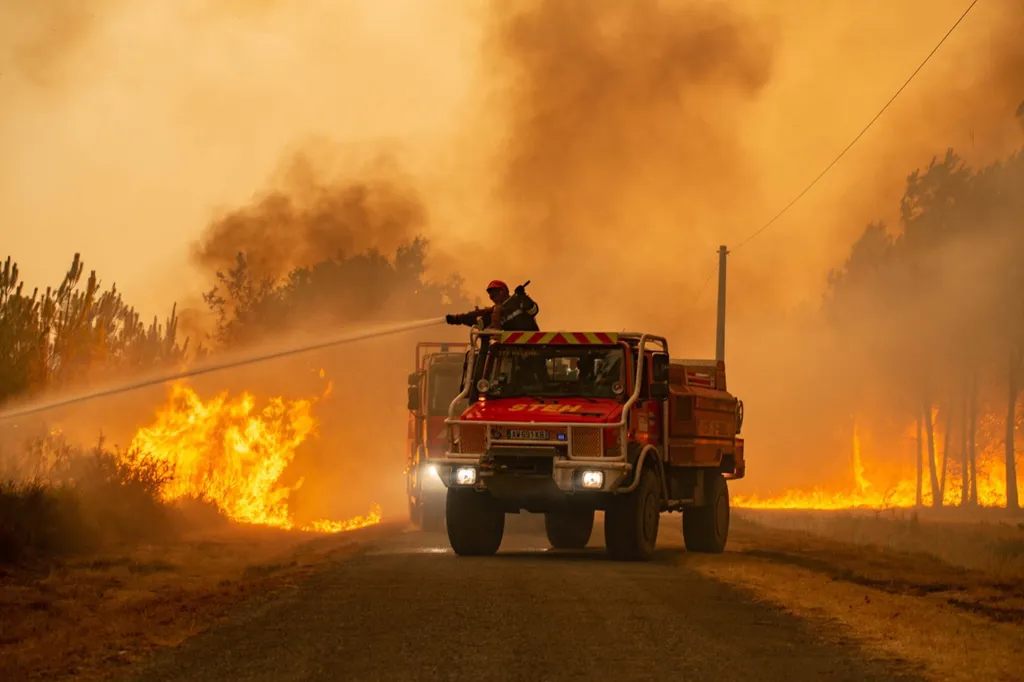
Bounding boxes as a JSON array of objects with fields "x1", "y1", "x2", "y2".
[
  {"x1": 446, "y1": 279, "x2": 546, "y2": 388},
  {"x1": 445, "y1": 280, "x2": 539, "y2": 332}
]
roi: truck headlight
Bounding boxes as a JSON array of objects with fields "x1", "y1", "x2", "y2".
[
  {"x1": 580, "y1": 470, "x2": 604, "y2": 489},
  {"x1": 454, "y1": 467, "x2": 477, "y2": 485},
  {"x1": 425, "y1": 464, "x2": 439, "y2": 480}
]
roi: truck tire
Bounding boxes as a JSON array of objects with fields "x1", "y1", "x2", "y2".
[
  {"x1": 683, "y1": 471, "x2": 730, "y2": 553},
  {"x1": 544, "y1": 509, "x2": 594, "y2": 549},
  {"x1": 604, "y1": 467, "x2": 660, "y2": 561},
  {"x1": 446, "y1": 488, "x2": 504, "y2": 556}
]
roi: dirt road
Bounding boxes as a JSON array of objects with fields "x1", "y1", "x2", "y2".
[{"x1": 123, "y1": 520, "x2": 922, "y2": 682}]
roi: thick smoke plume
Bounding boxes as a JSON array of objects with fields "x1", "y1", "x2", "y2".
[
  {"x1": 192, "y1": 150, "x2": 429, "y2": 285},
  {"x1": 466, "y1": 0, "x2": 773, "y2": 335}
]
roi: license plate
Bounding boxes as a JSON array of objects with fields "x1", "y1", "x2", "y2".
[{"x1": 506, "y1": 429, "x2": 549, "y2": 441}]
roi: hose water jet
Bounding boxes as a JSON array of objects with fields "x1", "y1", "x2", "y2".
[{"x1": 0, "y1": 317, "x2": 447, "y2": 423}]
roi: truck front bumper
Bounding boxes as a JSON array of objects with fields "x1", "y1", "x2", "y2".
[{"x1": 431, "y1": 452, "x2": 634, "y2": 512}]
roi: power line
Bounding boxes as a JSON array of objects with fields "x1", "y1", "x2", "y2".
[
  {"x1": 731, "y1": 0, "x2": 981, "y2": 253},
  {"x1": 694, "y1": 259, "x2": 717, "y2": 305}
]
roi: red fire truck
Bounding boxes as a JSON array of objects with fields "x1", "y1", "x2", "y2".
[
  {"x1": 432, "y1": 329, "x2": 745, "y2": 560},
  {"x1": 405, "y1": 341, "x2": 470, "y2": 530}
]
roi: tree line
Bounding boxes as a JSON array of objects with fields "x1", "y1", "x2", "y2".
[
  {"x1": 0, "y1": 254, "x2": 187, "y2": 405},
  {"x1": 0, "y1": 238, "x2": 466, "y2": 409},
  {"x1": 824, "y1": 146, "x2": 1024, "y2": 510}
]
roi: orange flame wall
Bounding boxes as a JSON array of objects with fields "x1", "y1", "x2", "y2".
[
  {"x1": 127, "y1": 382, "x2": 381, "y2": 533},
  {"x1": 734, "y1": 410, "x2": 1019, "y2": 509}
]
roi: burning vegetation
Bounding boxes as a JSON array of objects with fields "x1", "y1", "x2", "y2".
[
  {"x1": 734, "y1": 412, "x2": 1016, "y2": 510},
  {"x1": 0, "y1": 154, "x2": 435, "y2": 682},
  {"x1": 733, "y1": 148, "x2": 1024, "y2": 512},
  {"x1": 0, "y1": 375, "x2": 382, "y2": 565},
  {"x1": 0, "y1": 213, "x2": 463, "y2": 564},
  {"x1": 128, "y1": 382, "x2": 381, "y2": 533}
]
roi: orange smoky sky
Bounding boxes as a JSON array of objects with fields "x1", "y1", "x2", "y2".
[{"x1": 1, "y1": 0, "x2": 1020, "y2": 328}]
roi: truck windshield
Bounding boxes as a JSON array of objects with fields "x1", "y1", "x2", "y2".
[
  {"x1": 428, "y1": 365, "x2": 467, "y2": 416},
  {"x1": 483, "y1": 345, "x2": 626, "y2": 400}
]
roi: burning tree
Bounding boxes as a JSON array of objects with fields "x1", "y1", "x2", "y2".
[{"x1": 822, "y1": 147, "x2": 1024, "y2": 510}]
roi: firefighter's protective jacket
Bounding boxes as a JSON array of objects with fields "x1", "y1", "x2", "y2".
[{"x1": 448, "y1": 290, "x2": 540, "y2": 331}]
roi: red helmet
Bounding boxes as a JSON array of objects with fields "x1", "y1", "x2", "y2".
[{"x1": 486, "y1": 280, "x2": 509, "y2": 293}]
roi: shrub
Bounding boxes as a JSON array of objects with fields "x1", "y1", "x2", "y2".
[
  {"x1": 0, "y1": 480, "x2": 85, "y2": 563},
  {"x1": 0, "y1": 435, "x2": 186, "y2": 565}
]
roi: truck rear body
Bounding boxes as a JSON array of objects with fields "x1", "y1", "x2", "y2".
[{"x1": 405, "y1": 342, "x2": 470, "y2": 528}]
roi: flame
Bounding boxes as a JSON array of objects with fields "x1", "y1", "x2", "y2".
[
  {"x1": 852, "y1": 419, "x2": 869, "y2": 494},
  {"x1": 126, "y1": 382, "x2": 381, "y2": 533},
  {"x1": 735, "y1": 412, "x2": 1020, "y2": 510},
  {"x1": 304, "y1": 505, "x2": 383, "y2": 533}
]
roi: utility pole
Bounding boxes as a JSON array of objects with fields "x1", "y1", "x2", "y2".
[{"x1": 715, "y1": 245, "x2": 728, "y2": 363}]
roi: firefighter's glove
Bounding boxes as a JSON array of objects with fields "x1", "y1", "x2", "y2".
[
  {"x1": 445, "y1": 314, "x2": 458, "y2": 325},
  {"x1": 514, "y1": 284, "x2": 526, "y2": 296}
]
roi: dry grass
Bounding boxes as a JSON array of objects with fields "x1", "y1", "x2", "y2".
[
  {"x1": 735, "y1": 508, "x2": 1024, "y2": 579},
  {"x1": 0, "y1": 433, "x2": 393, "y2": 681},
  {"x1": 0, "y1": 521, "x2": 390, "y2": 682},
  {"x1": 685, "y1": 513, "x2": 1024, "y2": 682}
]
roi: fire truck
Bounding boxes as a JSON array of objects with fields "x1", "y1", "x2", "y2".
[
  {"x1": 433, "y1": 249, "x2": 745, "y2": 560},
  {"x1": 406, "y1": 342, "x2": 470, "y2": 530}
]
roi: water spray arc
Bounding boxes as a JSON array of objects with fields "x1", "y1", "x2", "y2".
[{"x1": 0, "y1": 317, "x2": 447, "y2": 423}]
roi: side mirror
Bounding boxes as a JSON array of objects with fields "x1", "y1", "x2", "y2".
[
  {"x1": 407, "y1": 385, "x2": 421, "y2": 412},
  {"x1": 650, "y1": 382, "x2": 670, "y2": 401},
  {"x1": 651, "y1": 353, "x2": 670, "y2": 383}
]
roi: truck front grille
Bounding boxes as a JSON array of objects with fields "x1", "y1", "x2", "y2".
[
  {"x1": 570, "y1": 429, "x2": 603, "y2": 458},
  {"x1": 456, "y1": 424, "x2": 486, "y2": 454}
]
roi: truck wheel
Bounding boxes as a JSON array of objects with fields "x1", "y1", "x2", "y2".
[
  {"x1": 446, "y1": 488, "x2": 504, "y2": 556},
  {"x1": 544, "y1": 509, "x2": 594, "y2": 549},
  {"x1": 604, "y1": 467, "x2": 660, "y2": 561},
  {"x1": 683, "y1": 471, "x2": 730, "y2": 553}
]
